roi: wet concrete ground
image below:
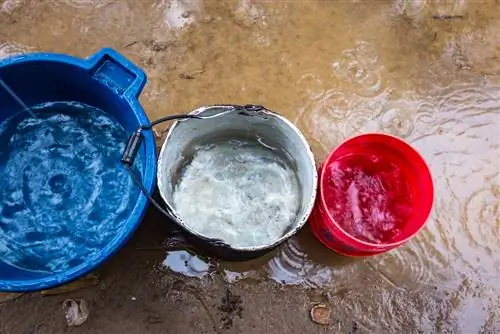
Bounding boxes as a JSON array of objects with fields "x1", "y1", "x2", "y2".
[{"x1": 1, "y1": 0, "x2": 499, "y2": 333}]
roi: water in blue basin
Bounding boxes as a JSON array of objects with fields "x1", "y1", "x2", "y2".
[{"x1": 0, "y1": 101, "x2": 141, "y2": 273}]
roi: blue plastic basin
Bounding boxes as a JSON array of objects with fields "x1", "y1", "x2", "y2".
[{"x1": 0, "y1": 48, "x2": 156, "y2": 292}]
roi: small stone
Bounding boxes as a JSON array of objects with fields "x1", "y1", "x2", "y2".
[
  {"x1": 351, "y1": 320, "x2": 359, "y2": 332},
  {"x1": 63, "y1": 299, "x2": 89, "y2": 327},
  {"x1": 179, "y1": 67, "x2": 205, "y2": 80},
  {"x1": 310, "y1": 303, "x2": 331, "y2": 325}
]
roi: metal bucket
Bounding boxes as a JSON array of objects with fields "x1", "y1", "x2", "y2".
[{"x1": 157, "y1": 105, "x2": 317, "y2": 260}]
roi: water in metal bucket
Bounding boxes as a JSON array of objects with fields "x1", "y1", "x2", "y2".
[{"x1": 173, "y1": 138, "x2": 301, "y2": 248}]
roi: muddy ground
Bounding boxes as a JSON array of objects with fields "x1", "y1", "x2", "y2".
[
  {"x1": 1, "y1": 0, "x2": 499, "y2": 333},
  {"x1": 0, "y1": 213, "x2": 347, "y2": 334}
]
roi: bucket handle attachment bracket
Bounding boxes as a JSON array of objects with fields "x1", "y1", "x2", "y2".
[
  {"x1": 122, "y1": 113, "x2": 234, "y2": 250},
  {"x1": 121, "y1": 114, "x2": 201, "y2": 167},
  {"x1": 121, "y1": 114, "x2": 201, "y2": 222}
]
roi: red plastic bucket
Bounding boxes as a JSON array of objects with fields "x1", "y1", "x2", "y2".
[{"x1": 309, "y1": 133, "x2": 434, "y2": 257}]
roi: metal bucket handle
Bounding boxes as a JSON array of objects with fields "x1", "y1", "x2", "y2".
[{"x1": 121, "y1": 104, "x2": 266, "y2": 249}]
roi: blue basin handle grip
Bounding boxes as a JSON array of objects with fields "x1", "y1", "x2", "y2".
[{"x1": 87, "y1": 48, "x2": 146, "y2": 99}]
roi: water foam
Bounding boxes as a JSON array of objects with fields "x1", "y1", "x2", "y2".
[
  {"x1": 173, "y1": 140, "x2": 300, "y2": 248},
  {"x1": 0, "y1": 102, "x2": 141, "y2": 273}
]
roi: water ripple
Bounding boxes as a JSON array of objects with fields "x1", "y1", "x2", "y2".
[
  {"x1": 367, "y1": 238, "x2": 448, "y2": 290},
  {"x1": 331, "y1": 41, "x2": 385, "y2": 98},
  {"x1": 378, "y1": 98, "x2": 438, "y2": 140},
  {"x1": 297, "y1": 91, "x2": 387, "y2": 152},
  {"x1": 233, "y1": 0, "x2": 267, "y2": 28},
  {"x1": 296, "y1": 73, "x2": 326, "y2": 101},
  {"x1": 412, "y1": 85, "x2": 500, "y2": 288},
  {"x1": 458, "y1": 23, "x2": 500, "y2": 76},
  {"x1": 392, "y1": 0, "x2": 428, "y2": 18},
  {"x1": 350, "y1": 84, "x2": 500, "y2": 292},
  {"x1": 163, "y1": 0, "x2": 203, "y2": 30},
  {"x1": 53, "y1": 0, "x2": 114, "y2": 9},
  {"x1": 393, "y1": 0, "x2": 468, "y2": 19},
  {"x1": 0, "y1": 0, "x2": 23, "y2": 13},
  {"x1": 464, "y1": 184, "x2": 499, "y2": 251},
  {"x1": 432, "y1": 0, "x2": 468, "y2": 18},
  {"x1": 296, "y1": 98, "x2": 352, "y2": 153},
  {"x1": 266, "y1": 238, "x2": 331, "y2": 288}
]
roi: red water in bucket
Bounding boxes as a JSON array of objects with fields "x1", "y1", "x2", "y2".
[{"x1": 309, "y1": 133, "x2": 434, "y2": 256}]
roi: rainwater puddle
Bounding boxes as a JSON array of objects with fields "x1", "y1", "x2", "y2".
[
  {"x1": 163, "y1": 0, "x2": 202, "y2": 29},
  {"x1": 162, "y1": 250, "x2": 211, "y2": 278},
  {"x1": 1, "y1": 0, "x2": 499, "y2": 331}
]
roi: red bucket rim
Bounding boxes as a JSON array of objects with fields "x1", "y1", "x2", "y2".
[
  {"x1": 318, "y1": 132, "x2": 435, "y2": 248},
  {"x1": 309, "y1": 206, "x2": 389, "y2": 257}
]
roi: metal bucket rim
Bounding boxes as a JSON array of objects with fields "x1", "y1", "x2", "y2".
[{"x1": 157, "y1": 104, "x2": 318, "y2": 251}]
